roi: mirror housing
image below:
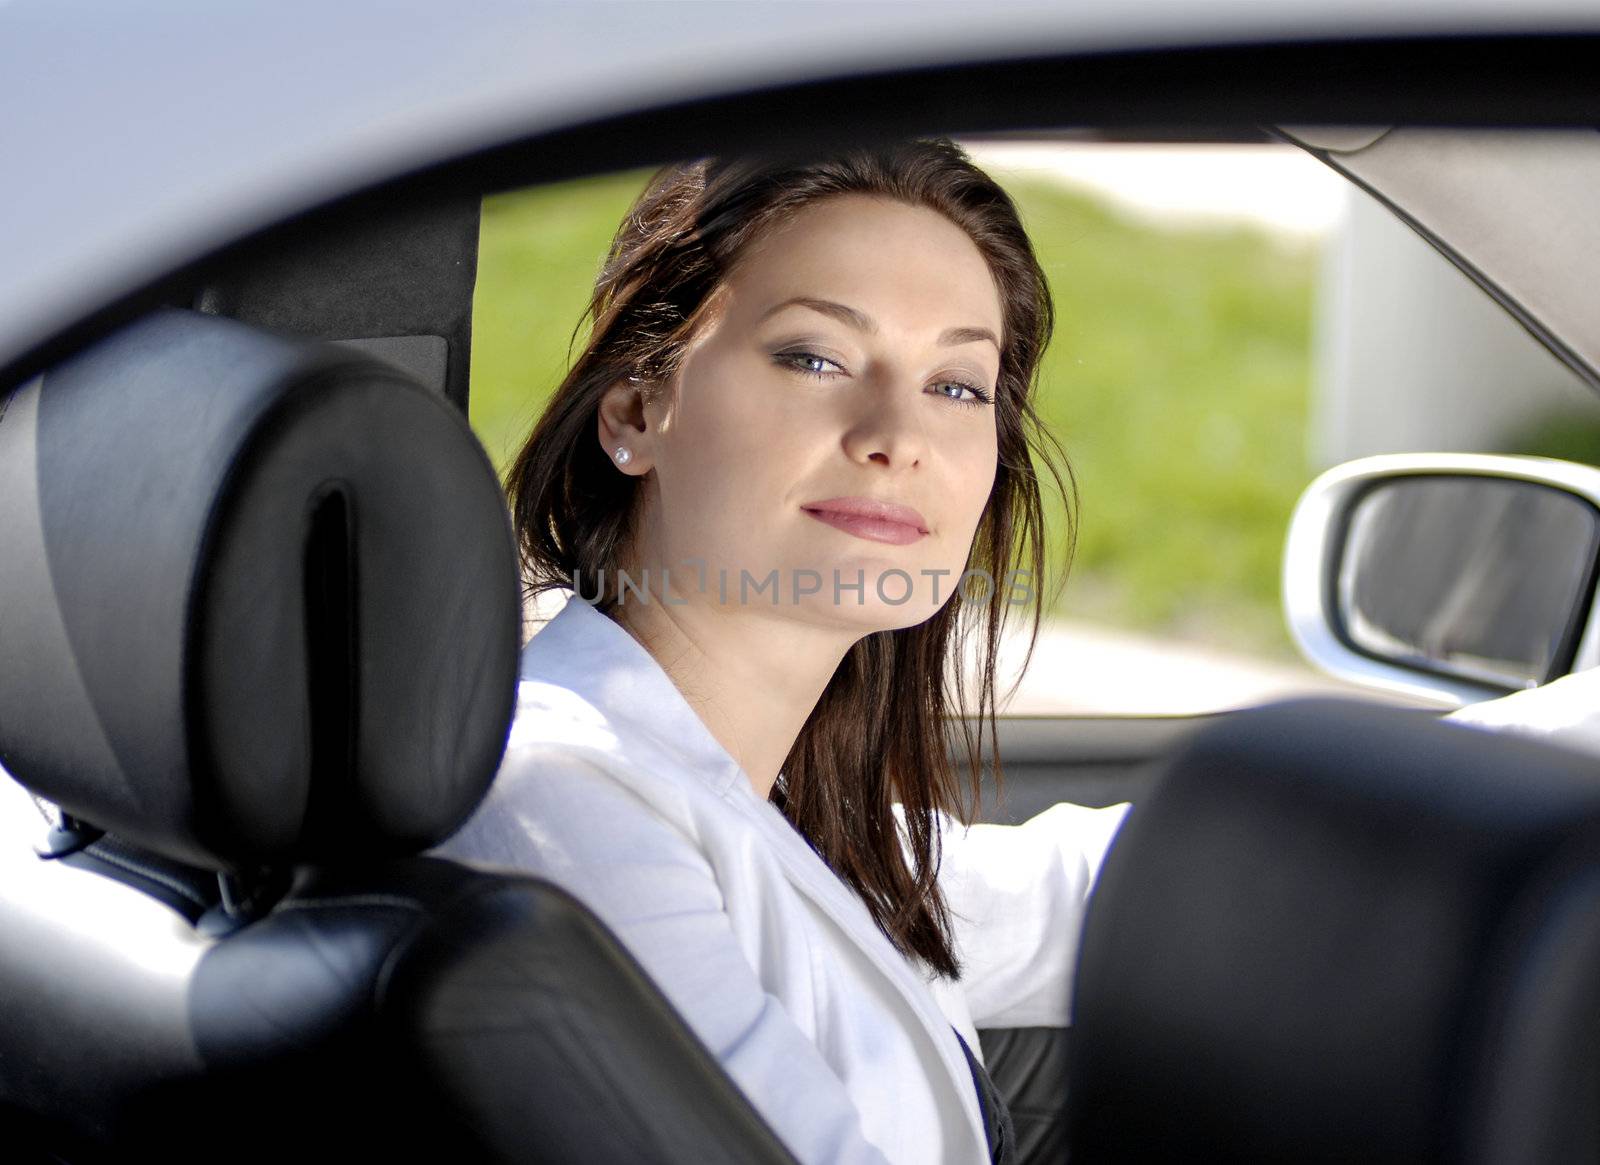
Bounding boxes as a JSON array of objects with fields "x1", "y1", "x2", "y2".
[{"x1": 1283, "y1": 454, "x2": 1600, "y2": 707}]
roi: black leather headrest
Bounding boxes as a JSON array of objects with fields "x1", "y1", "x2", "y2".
[
  {"x1": 1068, "y1": 698, "x2": 1600, "y2": 1162},
  {"x1": 0, "y1": 308, "x2": 520, "y2": 870}
]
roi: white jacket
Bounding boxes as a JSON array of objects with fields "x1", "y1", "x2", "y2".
[{"x1": 431, "y1": 594, "x2": 1131, "y2": 1165}]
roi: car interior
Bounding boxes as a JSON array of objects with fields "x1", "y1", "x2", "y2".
[{"x1": 7, "y1": 27, "x2": 1600, "y2": 1165}]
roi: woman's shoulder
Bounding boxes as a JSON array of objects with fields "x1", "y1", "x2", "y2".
[
  {"x1": 505, "y1": 675, "x2": 623, "y2": 753},
  {"x1": 496, "y1": 687, "x2": 691, "y2": 814},
  {"x1": 434, "y1": 735, "x2": 708, "y2": 884},
  {"x1": 436, "y1": 675, "x2": 749, "y2": 870}
]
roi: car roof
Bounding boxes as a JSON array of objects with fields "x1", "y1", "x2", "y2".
[{"x1": 4, "y1": 0, "x2": 1600, "y2": 387}]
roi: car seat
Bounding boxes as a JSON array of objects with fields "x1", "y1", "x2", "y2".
[
  {"x1": 0, "y1": 308, "x2": 799, "y2": 1164},
  {"x1": 1068, "y1": 697, "x2": 1600, "y2": 1162}
]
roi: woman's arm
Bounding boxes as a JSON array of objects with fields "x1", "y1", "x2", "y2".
[
  {"x1": 1442, "y1": 665, "x2": 1600, "y2": 756},
  {"x1": 931, "y1": 801, "x2": 1132, "y2": 1030},
  {"x1": 434, "y1": 752, "x2": 896, "y2": 1165},
  {"x1": 936, "y1": 668, "x2": 1600, "y2": 1032}
]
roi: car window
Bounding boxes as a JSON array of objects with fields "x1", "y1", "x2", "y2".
[{"x1": 468, "y1": 136, "x2": 1600, "y2": 715}]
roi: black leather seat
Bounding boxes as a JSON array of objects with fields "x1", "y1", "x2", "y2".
[
  {"x1": 0, "y1": 309, "x2": 798, "y2": 1164},
  {"x1": 1068, "y1": 697, "x2": 1600, "y2": 1163}
]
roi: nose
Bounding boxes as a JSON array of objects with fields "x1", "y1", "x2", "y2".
[{"x1": 840, "y1": 372, "x2": 928, "y2": 470}]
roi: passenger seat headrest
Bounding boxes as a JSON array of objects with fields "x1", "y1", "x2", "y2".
[{"x1": 0, "y1": 308, "x2": 521, "y2": 870}]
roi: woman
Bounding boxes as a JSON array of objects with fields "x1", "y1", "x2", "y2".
[{"x1": 434, "y1": 137, "x2": 1131, "y2": 1164}]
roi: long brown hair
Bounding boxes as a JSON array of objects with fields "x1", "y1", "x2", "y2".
[{"x1": 504, "y1": 137, "x2": 1075, "y2": 978}]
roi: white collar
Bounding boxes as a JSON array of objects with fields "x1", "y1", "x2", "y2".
[{"x1": 515, "y1": 593, "x2": 753, "y2": 800}]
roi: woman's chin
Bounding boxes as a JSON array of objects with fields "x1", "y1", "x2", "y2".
[{"x1": 791, "y1": 594, "x2": 950, "y2": 634}]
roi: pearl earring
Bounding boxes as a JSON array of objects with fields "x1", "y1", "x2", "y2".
[{"x1": 613, "y1": 446, "x2": 632, "y2": 466}]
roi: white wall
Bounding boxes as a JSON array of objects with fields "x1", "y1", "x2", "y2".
[{"x1": 1311, "y1": 184, "x2": 1600, "y2": 468}]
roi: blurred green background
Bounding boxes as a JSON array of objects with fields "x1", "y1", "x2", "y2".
[{"x1": 470, "y1": 168, "x2": 1319, "y2": 657}]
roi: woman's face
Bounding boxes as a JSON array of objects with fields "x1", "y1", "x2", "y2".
[{"x1": 605, "y1": 192, "x2": 1004, "y2": 633}]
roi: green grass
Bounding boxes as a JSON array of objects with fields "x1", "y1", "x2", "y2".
[
  {"x1": 470, "y1": 172, "x2": 1319, "y2": 657},
  {"x1": 1011, "y1": 179, "x2": 1317, "y2": 654}
]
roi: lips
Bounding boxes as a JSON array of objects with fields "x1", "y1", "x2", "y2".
[{"x1": 800, "y1": 496, "x2": 929, "y2": 546}]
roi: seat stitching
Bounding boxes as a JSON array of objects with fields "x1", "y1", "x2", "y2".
[
  {"x1": 90, "y1": 846, "x2": 210, "y2": 907},
  {"x1": 275, "y1": 894, "x2": 424, "y2": 912},
  {"x1": 27, "y1": 792, "x2": 57, "y2": 826}
]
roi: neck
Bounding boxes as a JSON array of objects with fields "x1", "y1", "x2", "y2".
[{"x1": 607, "y1": 597, "x2": 854, "y2": 801}]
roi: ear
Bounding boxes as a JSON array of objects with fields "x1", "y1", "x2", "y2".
[{"x1": 596, "y1": 378, "x2": 655, "y2": 474}]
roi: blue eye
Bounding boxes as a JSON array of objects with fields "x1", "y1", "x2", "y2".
[
  {"x1": 774, "y1": 350, "x2": 994, "y2": 410},
  {"x1": 932, "y1": 380, "x2": 994, "y2": 410},
  {"x1": 774, "y1": 350, "x2": 845, "y2": 380}
]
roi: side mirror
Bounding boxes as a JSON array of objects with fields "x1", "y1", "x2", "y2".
[{"x1": 1283, "y1": 454, "x2": 1600, "y2": 706}]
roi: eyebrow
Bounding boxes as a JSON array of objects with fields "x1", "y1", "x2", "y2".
[{"x1": 759, "y1": 296, "x2": 1000, "y2": 352}]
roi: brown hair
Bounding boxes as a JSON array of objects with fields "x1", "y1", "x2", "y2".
[{"x1": 504, "y1": 137, "x2": 1075, "y2": 978}]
